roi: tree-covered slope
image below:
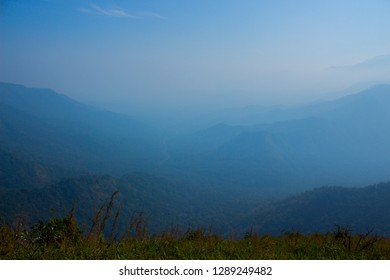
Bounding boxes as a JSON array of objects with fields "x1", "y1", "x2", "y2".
[
  {"x1": 240, "y1": 182, "x2": 390, "y2": 236},
  {"x1": 164, "y1": 85, "x2": 390, "y2": 193},
  {"x1": 0, "y1": 82, "x2": 163, "y2": 176},
  {"x1": 0, "y1": 172, "x2": 192, "y2": 234}
]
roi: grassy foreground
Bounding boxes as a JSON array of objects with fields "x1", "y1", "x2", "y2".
[{"x1": 1, "y1": 210, "x2": 390, "y2": 260}]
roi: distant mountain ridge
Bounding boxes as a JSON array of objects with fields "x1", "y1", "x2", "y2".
[
  {"x1": 346, "y1": 54, "x2": 390, "y2": 70},
  {"x1": 219, "y1": 84, "x2": 390, "y2": 125},
  {"x1": 0, "y1": 82, "x2": 163, "y2": 176},
  {"x1": 2, "y1": 82, "x2": 390, "y2": 236},
  {"x1": 3, "y1": 82, "x2": 390, "y2": 193},
  {"x1": 165, "y1": 84, "x2": 390, "y2": 193}
]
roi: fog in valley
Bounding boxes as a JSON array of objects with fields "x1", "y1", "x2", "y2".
[{"x1": 1, "y1": 0, "x2": 390, "y2": 236}]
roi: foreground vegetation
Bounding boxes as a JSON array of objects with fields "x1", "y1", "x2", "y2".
[{"x1": 1, "y1": 209, "x2": 389, "y2": 260}]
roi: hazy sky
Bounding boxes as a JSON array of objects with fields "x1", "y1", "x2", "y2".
[{"x1": 1, "y1": 0, "x2": 390, "y2": 113}]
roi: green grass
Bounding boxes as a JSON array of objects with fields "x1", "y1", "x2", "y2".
[
  {"x1": 1, "y1": 193, "x2": 389, "y2": 260},
  {"x1": 1, "y1": 214, "x2": 390, "y2": 260}
]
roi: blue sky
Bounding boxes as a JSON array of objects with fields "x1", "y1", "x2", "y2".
[{"x1": 1, "y1": 0, "x2": 390, "y2": 112}]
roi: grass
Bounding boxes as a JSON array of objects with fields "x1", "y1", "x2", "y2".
[
  {"x1": 1, "y1": 193, "x2": 390, "y2": 260},
  {"x1": 2, "y1": 217, "x2": 390, "y2": 260}
]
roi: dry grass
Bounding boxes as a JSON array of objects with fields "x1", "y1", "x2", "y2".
[{"x1": 1, "y1": 193, "x2": 390, "y2": 260}]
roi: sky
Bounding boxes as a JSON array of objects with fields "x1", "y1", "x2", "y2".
[{"x1": 1, "y1": 0, "x2": 390, "y2": 114}]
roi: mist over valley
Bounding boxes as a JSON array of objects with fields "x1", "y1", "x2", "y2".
[
  {"x1": 1, "y1": 1, "x2": 390, "y2": 240},
  {"x1": 2, "y1": 82, "x2": 390, "y2": 236}
]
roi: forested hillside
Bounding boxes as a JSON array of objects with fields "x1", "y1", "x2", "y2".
[
  {"x1": 164, "y1": 85, "x2": 390, "y2": 193},
  {"x1": 239, "y1": 183, "x2": 390, "y2": 236},
  {"x1": 2, "y1": 82, "x2": 390, "y2": 239},
  {"x1": 0, "y1": 82, "x2": 163, "y2": 176}
]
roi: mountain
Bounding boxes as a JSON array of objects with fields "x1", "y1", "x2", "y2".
[
  {"x1": 344, "y1": 54, "x2": 390, "y2": 71},
  {"x1": 239, "y1": 182, "x2": 390, "y2": 237},
  {"x1": 2, "y1": 169, "x2": 390, "y2": 237},
  {"x1": 0, "y1": 82, "x2": 163, "y2": 176},
  {"x1": 0, "y1": 82, "x2": 262, "y2": 234},
  {"x1": 0, "y1": 170, "x2": 253, "y2": 234},
  {"x1": 208, "y1": 84, "x2": 390, "y2": 125},
  {"x1": 4, "y1": 81, "x2": 390, "y2": 195},
  {"x1": 2, "y1": 81, "x2": 390, "y2": 237},
  {"x1": 0, "y1": 172, "x2": 189, "y2": 233},
  {"x1": 164, "y1": 85, "x2": 390, "y2": 194},
  {"x1": 0, "y1": 147, "x2": 67, "y2": 189}
]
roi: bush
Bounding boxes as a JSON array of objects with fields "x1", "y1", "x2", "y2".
[{"x1": 30, "y1": 211, "x2": 82, "y2": 246}]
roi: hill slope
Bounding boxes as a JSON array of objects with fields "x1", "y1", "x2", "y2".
[
  {"x1": 0, "y1": 172, "x2": 192, "y2": 233},
  {"x1": 0, "y1": 82, "x2": 163, "y2": 176},
  {"x1": 165, "y1": 85, "x2": 390, "y2": 193},
  {"x1": 240, "y1": 182, "x2": 390, "y2": 236}
]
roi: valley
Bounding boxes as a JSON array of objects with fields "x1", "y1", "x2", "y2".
[{"x1": 2, "y1": 82, "x2": 390, "y2": 237}]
